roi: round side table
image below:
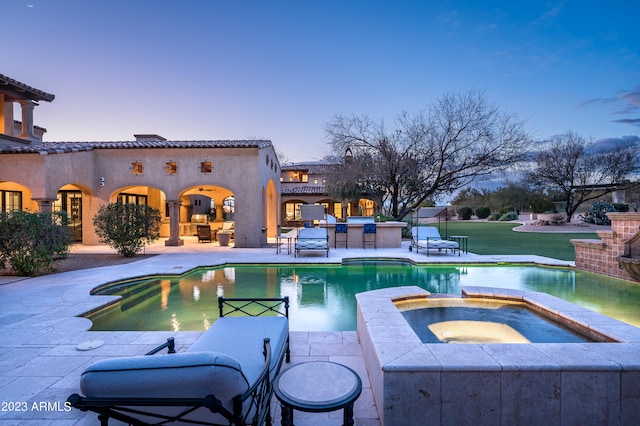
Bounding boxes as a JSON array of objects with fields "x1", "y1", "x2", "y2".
[{"x1": 273, "y1": 361, "x2": 362, "y2": 426}]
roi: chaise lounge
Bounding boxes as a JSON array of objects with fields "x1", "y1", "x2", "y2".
[
  {"x1": 411, "y1": 226, "x2": 459, "y2": 256},
  {"x1": 294, "y1": 227, "x2": 329, "y2": 257},
  {"x1": 68, "y1": 297, "x2": 290, "y2": 426}
]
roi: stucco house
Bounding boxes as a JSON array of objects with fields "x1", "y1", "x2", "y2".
[
  {"x1": 280, "y1": 161, "x2": 378, "y2": 226},
  {"x1": 0, "y1": 74, "x2": 280, "y2": 248}
]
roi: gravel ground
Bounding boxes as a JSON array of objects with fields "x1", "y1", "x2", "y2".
[
  {"x1": 1, "y1": 253, "x2": 156, "y2": 277},
  {"x1": 512, "y1": 221, "x2": 608, "y2": 233}
]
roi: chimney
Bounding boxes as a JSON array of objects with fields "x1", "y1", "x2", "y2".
[{"x1": 134, "y1": 134, "x2": 167, "y2": 142}]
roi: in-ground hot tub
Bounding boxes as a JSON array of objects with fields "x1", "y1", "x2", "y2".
[
  {"x1": 356, "y1": 286, "x2": 640, "y2": 425},
  {"x1": 396, "y1": 297, "x2": 596, "y2": 344}
]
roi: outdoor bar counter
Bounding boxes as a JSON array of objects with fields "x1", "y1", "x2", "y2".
[{"x1": 321, "y1": 219, "x2": 407, "y2": 248}]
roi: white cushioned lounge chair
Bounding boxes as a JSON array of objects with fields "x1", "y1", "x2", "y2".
[
  {"x1": 68, "y1": 297, "x2": 290, "y2": 426},
  {"x1": 411, "y1": 226, "x2": 459, "y2": 256},
  {"x1": 294, "y1": 227, "x2": 329, "y2": 257}
]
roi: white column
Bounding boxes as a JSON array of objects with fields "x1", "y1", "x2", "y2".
[{"x1": 19, "y1": 100, "x2": 36, "y2": 140}]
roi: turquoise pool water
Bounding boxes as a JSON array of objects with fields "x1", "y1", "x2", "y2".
[{"x1": 87, "y1": 263, "x2": 640, "y2": 331}]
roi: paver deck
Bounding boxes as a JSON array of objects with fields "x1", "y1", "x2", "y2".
[{"x1": 0, "y1": 237, "x2": 573, "y2": 425}]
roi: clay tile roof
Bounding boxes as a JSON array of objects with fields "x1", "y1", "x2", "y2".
[
  {"x1": 0, "y1": 140, "x2": 273, "y2": 155},
  {"x1": 0, "y1": 73, "x2": 55, "y2": 102},
  {"x1": 280, "y1": 186, "x2": 328, "y2": 196},
  {"x1": 281, "y1": 161, "x2": 338, "y2": 175}
]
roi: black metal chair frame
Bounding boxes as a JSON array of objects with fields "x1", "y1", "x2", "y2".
[
  {"x1": 218, "y1": 297, "x2": 291, "y2": 364},
  {"x1": 68, "y1": 297, "x2": 291, "y2": 426},
  {"x1": 68, "y1": 338, "x2": 272, "y2": 426}
]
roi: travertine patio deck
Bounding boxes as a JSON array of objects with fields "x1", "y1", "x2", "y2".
[{"x1": 0, "y1": 237, "x2": 574, "y2": 425}]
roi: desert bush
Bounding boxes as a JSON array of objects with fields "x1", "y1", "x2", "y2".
[
  {"x1": 499, "y1": 205, "x2": 519, "y2": 215},
  {"x1": 457, "y1": 206, "x2": 473, "y2": 220},
  {"x1": 475, "y1": 206, "x2": 491, "y2": 219},
  {"x1": 488, "y1": 212, "x2": 502, "y2": 221},
  {"x1": 498, "y1": 212, "x2": 518, "y2": 221},
  {"x1": 0, "y1": 210, "x2": 73, "y2": 276},
  {"x1": 580, "y1": 201, "x2": 616, "y2": 226},
  {"x1": 613, "y1": 203, "x2": 629, "y2": 213},
  {"x1": 93, "y1": 203, "x2": 161, "y2": 257}
]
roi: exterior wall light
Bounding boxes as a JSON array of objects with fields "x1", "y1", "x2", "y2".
[{"x1": 166, "y1": 161, "x2": 178, "y2": 175}]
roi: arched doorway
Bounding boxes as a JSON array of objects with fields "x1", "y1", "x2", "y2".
[
  {"x1": 180, "y1": 185, "x2": 235, "y2": 240},
  {"x1": 265, "y1": 179, "x2": 278, "y2": 238},
  {"x1": 53, "y1": 183, "x2": 93, "y2": 243}
]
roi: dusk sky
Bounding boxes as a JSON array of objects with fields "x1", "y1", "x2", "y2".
[{"x1": 4, "y1": 1, "x2": 639, "y2": 162}]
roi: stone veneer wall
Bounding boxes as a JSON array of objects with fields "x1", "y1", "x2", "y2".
[{"x1": 572, "y1": 212, "x2": 640, "y2": 282}]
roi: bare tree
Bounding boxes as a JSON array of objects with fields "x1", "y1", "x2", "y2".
[
  {"x1": 325, "y1": 90, "x2": 531, "y2": 220},
  {"x1": 525, "y1": 131, "x2": 640, "y2": 222}
]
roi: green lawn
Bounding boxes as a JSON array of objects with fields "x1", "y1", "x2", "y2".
[{"x1": 428, "y1": 222, "x2": 598, "y2": 261}]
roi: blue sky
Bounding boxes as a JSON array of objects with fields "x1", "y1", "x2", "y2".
[{"x1": 4, "y1": 0, "x2": 639, "y2": 161}]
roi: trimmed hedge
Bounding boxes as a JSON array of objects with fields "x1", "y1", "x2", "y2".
[
  {"x1": 475, "y1": 206, "x2": 491, "y2": 219},
  {"x1": 457, "y1": 206, "x2": 473, "y2": 220}
]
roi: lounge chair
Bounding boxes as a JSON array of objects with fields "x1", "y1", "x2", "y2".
[
  {"x1": 68, "y1": 297, "x2": 290, "y2": 426},
  {"x1": 295, "y1": 227, "x2": 329, "y2": 257},
  {"x1": 411, "y1": 226, "x2": 459, "y2": 256},
  {"x1": 197, "y1": 225, "x2": 213, "y2": 243},
  {"x1": 221, "y1": 221, "x2": 235, "y2": 239}
]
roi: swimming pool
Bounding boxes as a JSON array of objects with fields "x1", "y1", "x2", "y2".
[{"x1": 86, "y1": 263, "x2": 640, "y2": 331}]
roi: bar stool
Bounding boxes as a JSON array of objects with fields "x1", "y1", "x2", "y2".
[
  {"x1": 362, "y1": 223, "x2": 376, "y2": 249},
  {"x1": 335, "y1": 223, "x2": 348, "y2": 248}
]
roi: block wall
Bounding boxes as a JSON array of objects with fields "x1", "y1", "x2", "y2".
[{"x1": 572, "y1": 212, "x2": 640, "y2": 282}]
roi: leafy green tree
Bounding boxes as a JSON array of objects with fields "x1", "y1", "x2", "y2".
[
  {"x1": 93, "y1": 203, "x2": 161, "y2": 257},
  {"x1": 0, "y1": 210, "x2": 73, "y2": 276},
  {"x1": 451, "y1": 187, "x2": 486, "y2": 210}
]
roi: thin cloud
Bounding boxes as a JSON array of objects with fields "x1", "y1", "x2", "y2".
[
  {"x1": 620, "y1": 86, "x2": 640, "y2": 106},
  {"x1": 583, "y1": 85, "x2": 640, "y2": 128},
  {"x1": 580, "y1": 97, "x2": 616, "y2": 107},
  {"x1": 532, "y1": 1, "x2": 565, "y2": 26},
  {"x1": 612, "y1": 118, "x2": 640, "y2": 126}
]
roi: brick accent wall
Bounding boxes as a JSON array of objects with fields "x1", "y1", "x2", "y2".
[{"x1": 571, "y1": 213, "x2": 640, "y2": 282}]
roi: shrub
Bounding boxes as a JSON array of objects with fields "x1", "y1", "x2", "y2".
[
  {"x1": 475, "y1": 206, "x2": 491, "y2": 219},
  {"x1": 498, "y1": 212, "x2": 518, "y2": 221},
  {"x1": 375, "y1": 214, "x2": 394, "y2": 222},
  {"x1": 457, "y1": 206, "x2": 473, "y2": 220},
  {"x1": 93, "y1": 203, "x2": 161, "y2": 257},
  {"x1": 0, "y1": 210, "x2": 73, "y2": 276},
  {"x1": 488, "y1": 213, "x2": 502, "y2": 221},
  {"x1": 529, "y1": 197, "x2": 556, "y2": 214},
  {"x1": 613, "y1": 203, "x2": 629, "y2": 213},
  {"x1": 549, "y1": 214, "x2": 566, "y2": 225},
  {"x1": 581, "y1": 201, "x2": 616, "y2": 226},
  {"x1": 499, "y1": 205, "x2": 519, "y2": 215}
]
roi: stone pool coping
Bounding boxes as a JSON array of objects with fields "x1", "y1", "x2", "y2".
[{"x1": 356, "y1": 285, "x2": 640, "y2": 425}]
